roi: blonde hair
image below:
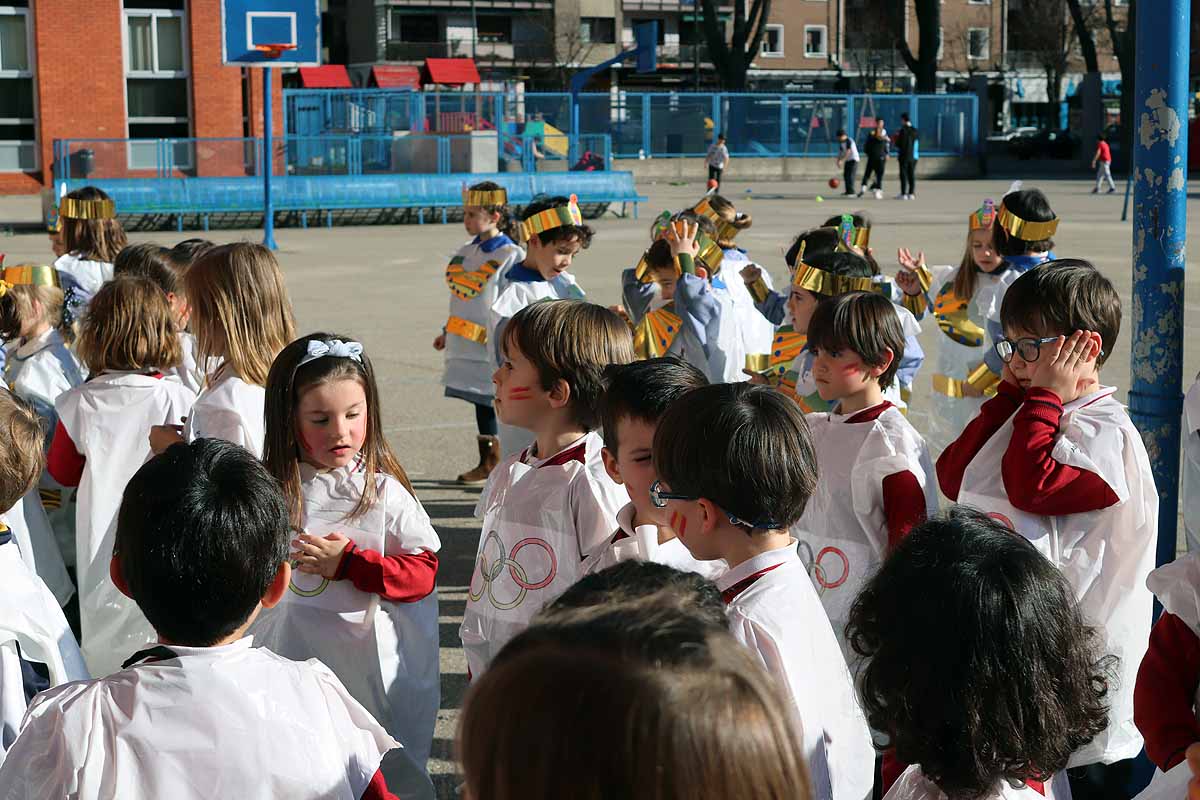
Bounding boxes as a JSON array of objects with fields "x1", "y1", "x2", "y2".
[
  {"x1": 185, "y1": 243, "x2": 296, "y2": 387},
  {"x1": 60, "y1": 187, "x2": 127, "y2": 264},
  {"x1": 0, "y1": 284, "x2": 64, "y2": 341},
  {"x1": 706, "y1": 194, "x2": 753, "y2": 250},
  {"x1": 0, "y1": 392, "x2": 45, "y2": 514},
  {"x1": 75, "y1": 276, "x2": 182, "y2": 374}
]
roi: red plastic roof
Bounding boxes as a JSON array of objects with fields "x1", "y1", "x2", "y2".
[
  {"x1": 371, "y1": 65, "x2": 421, "y2": 89},
  {"x1": 298, "y1": 65, "x2": 352, "y2": 88},
  {"x1": 423, "y1": 58, "x2": 481, "y2": 86}
]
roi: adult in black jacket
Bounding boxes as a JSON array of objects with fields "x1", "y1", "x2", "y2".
[
  {"x1": 895, "y1": 113, "x2": 919, "y2": 199},
  {"x1": 858, "y1": 119, "x2": 888, "y2": 199}
]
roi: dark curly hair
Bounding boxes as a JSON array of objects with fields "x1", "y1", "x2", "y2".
[
  {"x1": 846, "y1": 507, "x2": 1113, "y2": 799},
  {"x1": 520, "y1": 195, "x2": 594, "y2": 247}
]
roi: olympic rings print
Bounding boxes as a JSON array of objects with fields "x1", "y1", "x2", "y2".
[
  {"x1": 468, "y1": 530, "x2": 558, "y2": 610},
  {"x1": 797, "y1": 540, "x2": 850, "y2": 591},
  {"x1": 289, "y1": 560, "x2": 330, "y2": 597}
]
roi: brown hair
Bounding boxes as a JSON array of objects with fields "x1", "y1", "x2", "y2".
[
  {"x1": 807, "y1": 291, "x2": 907, "y2": 390},
  {"x1": 1000, "y1": 259, "x2": 1121, "y2": 367},
  {"x1": 114, "y1": 242, "x2": 182, "y2": 295},
  {"x1": 60, "y1": 186, "x2": 127, "y2": 264},
  {"x1": 0, "y1": 392, "x2": 45, "y2": 513},
  {"x1": 75, "y1": 276, "x2": 182, "y2": 374},
  {"x1": 643, "y1": 238, "x2": 675, "y2": 273},
  {"x1": 467, "y1": 180, "x2": 513, "y2": 237},
  {"x1": 263, "y1": 333, "x2": 413, "y2": 527},
  {"x1": 503, "y1": 300, "x2": 635, "y2": 431},
  {"x1": 952, "y1": 231, "x2": 981, "y2": 302},
  {"x1": 705, "y1": 194, "x2": 752, "y2": 250},
  {"x1": 185, "y1": 242, "x2": 296, "y2": 387},
  {"x1": 0, "y1": 284, "x2": 65, "y2": 341}
]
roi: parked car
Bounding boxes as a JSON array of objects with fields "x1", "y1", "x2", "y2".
[
  {"x1": 1008, "y1": 128, "x2": 1081, "y2": 160},
  {"x1": 986, "y1": 126, "x2": 1039, "y2": 143}
]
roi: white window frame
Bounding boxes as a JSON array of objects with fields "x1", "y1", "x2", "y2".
[
  {"x1": 803, "y1": 24, "x2": 826, "y2": 58},
  {"x1": 761, "y1": 23, "x2": 784, "y2": 57},
  {"x1": 0, "y1": 6, "x2": 36, "y2": 172},
  {"x1": 967, "y1": 0, "x2": 990, "y2": 4},
  {"x1": 967, "y1": 27, "x2": 989, "y2": 60},
  {"x1": 0, "y1": 6, "x2": 32, "y2": 77},
  {"x1": 123, "y1": 7, "x2": 192, "y2": 170},
  {"x1": 936, "y1": 26, "x2": 943, "y2": 60}
]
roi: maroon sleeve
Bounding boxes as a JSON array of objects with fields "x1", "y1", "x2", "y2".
[
  {"x1": 882, "y1": 471, "x2": 926, "y2": 550},
  {"x1": 1134, "y1": 612, "x2": 1200, "y2": 771},
  {"x1": 46, "y1": 419, "x2": 85, "y2": 488},
  {"x1": 1000, "y1": 388, "x2": 1121, "y2": 515},
  {"x1": 335, "y1": 544, "x2": 438, "y2": 603},
  {"x1": 359, "y1": 768, "x2": 400, "y2": 800},
  {"x1": 881, "y1": 748, "x2": 907, "y2": 795},
  {"x1": 935, "y1": 381, "x2": 1023, "y2": 501}
]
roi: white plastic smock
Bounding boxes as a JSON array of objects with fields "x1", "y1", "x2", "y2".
[
  {"x1": 956, "y1": 387, "x2": 1157, "y2": 767},
  {"x1": 184, "y1": 366, "x2": 265, "y2": 458},
  {"x1": 460, "y1": 432, "x2": 627, "y2": 676},
  {"x1": 884, "y1": 765, "x2": 1070, "y2": 800},
  {"x1": 5, "y1": 487, "x2": 74, "y2": 606},
  {"x1": 1146, "y1": 551, "x2": 1200, "y2": 727},
  {"x1": 588, "y1": 502, "x2": 727, "y2": 581},
  {"x1": 250, "y1": 462, "x2": 441, "y2": 774},
  {"x1": 1131, "y1": 760, "x2": 1190, "y2": 800},
  {"x1": 720, "y1": 248, "x2": 777, "y2": 359},
  {"x1": 791, "y1": 403, "x2": 937, "y2": 664},
  {"x1": 55, "y1": 371, "x2": 197, "y2": 677},
  {"x1": 1183, "y1": 378, "x2": 1200, "y2": 553},
  {"x1": 53, "y1": 253, "x2": 113, "y2": 302},
  {"x1": 0, "y1": 638, "x2": 398, "y2": 799},
  {"x1": 5, "y1": 327, "x2": 84, "y2": 431},
  {"x1": 706, "y1": 275, "x2": 751, "y2": 383},
  {"x1": 169, "y1": 331, "x2": 209, "y2": 396}
]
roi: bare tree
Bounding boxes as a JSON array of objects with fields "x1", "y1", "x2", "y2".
[
  {"x1": 699, "y1": 0, "x2": 772, "y2": 90},
  {"x1": 844, "y1": 3, "x2": 897, "y2": 90},
  {"x1": 1066, "y1": 0, "x2": 1100, "y2": 72},
  {"x1": 889, "y1": 0, "x2": 940, "y2": 93},
  {"x1": 1103, "y1": 0, "x2": 1135, "y2": 165},
  {"x1": 1009, "y1": 0, "x2": 1074, "y2": 120},
  {"x1": 528, "y1": 11, "x2": 600, "y2": 90}
]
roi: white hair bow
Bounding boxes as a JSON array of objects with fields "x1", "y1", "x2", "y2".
[{"x1": 298, "y1": 338, "x2": 364, "y2": 368}]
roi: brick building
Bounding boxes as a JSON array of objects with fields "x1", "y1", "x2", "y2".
[{"x1": 0, "y1": 0, "x2": 283, "y2": 195}]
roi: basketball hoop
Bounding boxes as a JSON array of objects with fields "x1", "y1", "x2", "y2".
[{"x1": 254, "y1": 43, "x2": 297, "y2": 59}]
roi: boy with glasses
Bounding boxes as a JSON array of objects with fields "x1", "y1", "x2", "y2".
[{"x1": 936, "y1": 260, "x2": 1156, "y2": 799}]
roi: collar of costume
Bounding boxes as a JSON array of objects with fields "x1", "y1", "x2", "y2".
[
  {"x1": 792, "y1": 259, "x2": 878, "y2": 295},
  {"x1": 507, "y1": 262, "x2": 545, "y2": 283},
  {"x1": 633, "y1": 305, "x2": 682, "y2": 359},
  {"x1": 463, "y1": 187, "x2": 508, "y2": 207},
  {"x1": 58, "y1": 196, "x2": 117, "y2": 220},
  {"x1": 996, "y1": 202, "x2": 1058, "y2": 241},
  {"x1": 519, "y1": 195, "x2": 582, "y2": 241},
  {"x1": 969, "y1": 198, "x2": 997, "y2": 230},
  {"x1": 692, "y1": 198, "x2": 740, "y2": 243},
  {"x1": 474, "y1": 233, "x2": 514, "y2": 253},
  {"x1": 1003, "y1": 251, "x2": 1055, "y2": 273},
  {"x1": 3, "y1": 264, "x2": 60, "y2": 288}
]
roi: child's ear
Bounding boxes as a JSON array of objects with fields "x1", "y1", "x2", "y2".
[
  {"x1": 261, "y1": 561, "x2": 292, "y2": 609},
  {"x1": 870, "y1": 348, "x2": 895, "y2": 379},
  {"x1": 600, "y1": 446, "x2": 624, "y2": 485},
  {"x1": 1086, "y1": 331, "x2": 1104, "y2": 363},
  {"x1": 547, "y1": 378, "x2": 571, "y2": 410},
  {"x1": 109, "y1": 554, "x2": 131, "y2": 599},
  {"x1": 696, "y1": 498, "x2": 721, "y2": 535},
  {"x1": 527, "y1": 233, "x2": 542, "y2": 249}
]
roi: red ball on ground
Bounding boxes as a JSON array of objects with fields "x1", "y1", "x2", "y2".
[
  {"x1": 828, "y1": 177, "x2": 840, "y2": 189},
  {"x1": 707, "y1": 179, "x2": 719, "y2": 190}
]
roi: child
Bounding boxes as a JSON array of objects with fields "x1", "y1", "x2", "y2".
[
  {"x1": 1092, "y1": 134, "x2": 1116, "y2": 194},
  {"x1": 652, "y1": 382, "x2": 875, "y2": 800},
  {"x1": 149, "y1": 242, "x2": 296, "y2": 459},
  {"x1": 52, "y1": 187, "x2": 126, "y2": 328},
  {"x1": 847, "y1": 507, "x2": 1113, "y2": 800},
  {"x1": 937, "y1": 260, "x2": 1155, "y2": 796},
  {"x1": 546, "y1": 560, "x2": 726, "y2": 628},
  {"x1": 434, "y1": 182, "x2": 524, "y2": 484},
  {"x1": 705, "y1": 132, "x2": 729, "y2": 188},
  {"x1": 592, "y1": 357, "x2": 723, "y2": 578},
  {"x1": 740, "y1": 225, "x2": 841, "y2": 327},
  {"x1": 250, "y1": 333, "x2": 441, "y2": 777},
  {"x1": 0, "y1": 438, "x2": 408, "y2": 798},
  {"x1": 460, "y1": 299, "x2": 634, "y2": 677},
  {"x1": 836, "y1": 129, "x2": 860, "y2": 196},
  {"x1": 0, "y1": 390, "x2": 88, "y2": 764},
  {"x1": 792, "y1": 291, "x2": 937, "y2": 663},
  {"x1": 48, "y1": 276, "x2": 196, "y2": 676},
  {"x1": 894, "y1": 200, "x2": 1007, "y2": 451}
]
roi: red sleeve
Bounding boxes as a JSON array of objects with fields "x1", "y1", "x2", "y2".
[
  {"x1": 359, "y1": 768, "x2": 399, "y2": 800},
  {"x1": 46, "y1": 419, "x2": 85, "y2": 487},
  {"x1": 882, "y1": 471, "x2": 926, "y2": 550},
  {"x1": 1134, "y1": 612, "x2": 1200, "y2": 771},
  {"x1": 935, "y1": 381, "x2": 1023, "y2": 501},
  {"x1": 335, "y1": 544, "x2": 438, "y2": 603},
  {"x1": 881, "y1": 748, "x2": 907, "y2": 795},
  {"x1": 1000, "y1": 387, "x2": 1121, "y2": 515}
]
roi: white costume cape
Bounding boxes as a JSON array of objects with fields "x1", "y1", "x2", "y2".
[
  {"x1": 720, "y1": 545, "x2": 875, "y2": 800},
  {"x1": 0, "y1": 638, "x2": 398, "y2": 799},
  {"x1": 460, "y1": 432, "x2": 627, "y2": 676},
  {"x1": 720, "y1": 248, "x2": 778, "y2": 360},
  {"x1": 706, "y1": 277, "x2": 751, "y2": 383},
  {"x1": 588, "y1": 502, "x2": 727, "y2": 581},
  {"x1": 5, "y1": 327, "x2": 84, "y2": 431},
  {"x1": 1132, "y1": 760, "x2": 1190, "y2": 800},
  {"x1": 169, "y1": 331, "x2": 208, "y2": 396},
  {"x1": 792, "y1": 403, "x2": 937, "y2": 663},
  {"x1": 956, "y1": 387, "x2": 1157, "y2": 767},
  {"x1": 184, "y1": 367, "x2": 265, "y2": 458},
  {"x1": 55, "y1": 371, "x2": 197, "y2": 677},
  {"x1": 250, "y1": 463, "x2": 441, "y2": 774},
  {"x1": 1183, "y1": 378, "x2": 1200, "y2": 553},
  {"x1": 53, "y1": 253, "x2": 113, "y2": 300},
  {"x1": 885, "y1": 765, "x2": 1069, "y2": 800},
  {"x1": 4, "y1": 487, "x2": 74, "y2": 606}
]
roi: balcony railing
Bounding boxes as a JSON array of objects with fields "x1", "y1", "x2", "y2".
[{"x1": 384, "y1": 39, "x2": 550, "y2": 62}]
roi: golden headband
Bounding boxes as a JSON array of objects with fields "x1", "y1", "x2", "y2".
[
  {"x1": 58, "y1": 196, "x2": 116, "y2": 220},
  {"x1": 463, "y1": 187, "x2": 508, "y2": 207},
  {"x1": 696, "y1": 233, "x2": 724, "y2": 273},
  {"x1": 520, "y1": 195, "x2": 583, "y2": 241},
  {"x1": 969, "y1": 199, "x2": 997, "y2": 231},
  {"x1": 0, "y1": 280, "x2": 10, "y2": 299},
  {"x1": 693, "y1": 198, "x2": 740, "y2": 243},
  {"x1": 996, "y1": 202, "x2": 1058, "y2": 241},
  {"x1": 792, "y1": 262, "x2": 878, "y2": 296},
  {"x1": 2, "y1": 265, "x2": 60, "y2": 288}
]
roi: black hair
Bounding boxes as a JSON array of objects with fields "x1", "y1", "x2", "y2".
[
  {"x1": 836, "y1": 129, "x2": 847, "y2": 137},
  {"x1": 521, "y1": 195, "x2": 594, "y2": 248},
  {"x1": 598, "y1": 357, "x2": 710, "y2": 454},
  {"x1": 901, "y1": 112, "x2": 910, "y2": 122},
  {"x1": 542, "y1": 561, "x2": 726, "y2": 629},
  {"x1": 114, "y1": 438, "x2": 290, "y2": 646},
  {"x1": 1097, "y1": 133, "x2": 1107, "y2": 142},
  {"x1": 801, "y1": 250, "x2": 876, "y2": 300},
  {"x1": 846, "y1": 507, "x2": 1113, "y2": 800},
  {"x1": 653, "y1": 383, "x2": 817, "y2": 530},
  {"x1": 468, "y1": 180, "x2": 514, "y2": 237},
  {"x1": 996, "y1": 188, "x2": 1056, "y2": 256},
  {"x1": 785, "y1": 226, "x2": 840, "y2": 268},
  {"x1": 170, "y1": 238, "x2": 215, "y2": 267},
  {"x1": 113, "y1": 242, "x2": 179, "y2": 295},
  {"x1": 999, "y1": 259, "x2": 1121, "y2": 367},
  {"x1": 643, "y1": 238, "x2": 675, "y2": 272},
  {"x1": 807, "y1": 291, "x2": 906, "y2": 390}
]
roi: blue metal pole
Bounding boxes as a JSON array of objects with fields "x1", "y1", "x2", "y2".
[
  {"x1": 1129, "y1": 0, "x2": 1189, "y2": 568},
  {"x1": 262, "y1": 66, "x2": 278, "y2": 251}
]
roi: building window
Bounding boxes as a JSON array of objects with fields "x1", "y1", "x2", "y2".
[
  {"x1": 761, "y1": 24, "x2": 784, "y2": 57},
  {"x1": 581, "y1": 17, "x2": 615, "y2": 44},
  {"x1": 936, "y1": 26, "x2": 943, "y2": 59},
  {"x1": 968, "y1": 0, "x2": 990, "y2": 4},
  {"x1": 968, "y1": 27, "x2": 989, "y2": 59},
  {"x1": 476, "y1": 15, "x2": 512, "y2": 43},
  {"x1": 0, "y1": 5, "x2": 35, "y2": 171},
  {"x1": 803, "y1": 25, "x2": 826, "y2": 57},
  {"x1": 124, "y1": 8, "x2": 190, "y2": 169}
]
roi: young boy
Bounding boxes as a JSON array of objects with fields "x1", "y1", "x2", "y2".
[
  {"x1": 705, "y1": 133, "x2": 729, "y2": 188},
  {"x1": 460, "y1": 299, "x2": 635, "y2": 677},
  {"x1": 0, "y1": 438, "x2": 414, "y2": 799},
  {"x1": 835, "y1": 129, "x2": 859, "y2": 196},
  {"x1": 791, "y1": 291, "x2": 936, "y2": 662},
  {"x1": 591, "y1": 356, "x2": 723, "y2": 578},
  {"x1": 652, "y1": 382, "x2": 875, "y2": 800},
  {"x1": 1092, "y1": 133, "x2": 1116, "y2": 194},
  {"x1": 937, "y1": 260, "x2": 1156, "y2": 796},
  {"x1": 0, "y1": 391, "x2": 88, "y2": 764}
]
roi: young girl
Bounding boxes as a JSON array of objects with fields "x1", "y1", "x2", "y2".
[
  {"x1": 53, "y1": 186, "x2": 126, "y2": 329},
  {"x1": 848, "y1": 507, "x2": 1112, "y2": 799},
  {"x1": 149, "y1": 243, "x2": 296, "y2": 459},
  {"x1": 434, "y1": 182, "x2": 524, "y2": 485},
  {"x1": 250, "y1": 333, "x2": 441, "y2": 778},
  {"x1": 47, "y1": 276, "x2": 196, "y2": 676}
]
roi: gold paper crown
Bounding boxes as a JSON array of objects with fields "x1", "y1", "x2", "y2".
[
  {"x1": 969, "y1": 199, "x2": 997, "y2": 231},
  {"x1": 463, "y1": 187, "x2": 508, "y2": 207},
  {"x1": 790, "y1": 243, "x2": 877, "y2": 296},
  {"x1": 996, "y1": 201, "x2": 1058, "y2": 241},
  {"x1": 520, "y1": 195, "x2": 583, "y2": 241},
  {"x1": 46, "y1": 207, "x2": 61, "y2": 233},
  {"x1": 693, "y1": 198, "x2": 740, "y2": 243},
  {"x1": 2, "y1": 264, "x2": 60, "y2": 288},
  {"x1": 837, "y1": 214, "x2": 869, "y2": 249},
  {"x1": 58, "y1": 196, "x2": 116, "y2": 221},
  {"x1": 695, "y1": 232, "x2": 724, "y2": 274}
]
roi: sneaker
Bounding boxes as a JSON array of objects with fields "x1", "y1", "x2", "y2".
[
  {"x1": 1107, "y1": 188, "x2": 1116, "y2": 194},
  {"x1": 907, "y1": 194, "x2": 916, "y2": 200},
  {"x1": 874, "y1": 189, "x2": 883, "y2": 200},
  {"x1": 895, "y1": 193, "x2": 906, "y2": 200},
  {"x1": 1091, "y1": 188, "x2": 1098, "y2": 194},
  {"x1": 856, "y1": 188, "x2": 865, "y2": 198}
]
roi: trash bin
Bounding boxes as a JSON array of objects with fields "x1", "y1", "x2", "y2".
[{"x1": 69, "y1": 148, "x2": 95, "y2": 179}]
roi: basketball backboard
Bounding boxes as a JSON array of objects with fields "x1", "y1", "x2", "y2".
[{"x1": 221, "y1": 0, "x2": 321, "y2": 67}]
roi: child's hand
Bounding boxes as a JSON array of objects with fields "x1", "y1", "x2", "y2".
[
  {"x1": 739, "y1": 264, "x2": 762, "y2": 285},
  {"x1": 894, "y1": 269, "x2": 922, "y2": 296},
  {"x1": 897, "y1": 247, "x2": 926, "y2": 273},
  {"x1": 291, "y1": 531, "x2": 351, "y2": 579},
  {"x1": 149, "y1": 424, "x2": 185, "y2": 455},
  {"x1": 432, "y1": 333, "x2": 446, "y2": 351},
  {"x1": 1028, "y1": 331, "x2": 1100, "y2": 400},
  {"x1": 665, "y1": 220, "x2": 699, "y2": 258},
  {"x1": 742, "y1": 369, "x2": 768, "y2": 385}
]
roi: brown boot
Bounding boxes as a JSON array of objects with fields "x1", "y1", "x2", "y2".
[{"x1": 458, "y1": 435, "x2": 500, "y2": 484}]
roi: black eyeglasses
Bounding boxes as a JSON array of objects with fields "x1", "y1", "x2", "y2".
[
  {"x1": 995, "y1": 336, "x2": 1105, "y2": 364},
  {"x1": 649, "y1": 480, "x2": 781, "y2": 531}
]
